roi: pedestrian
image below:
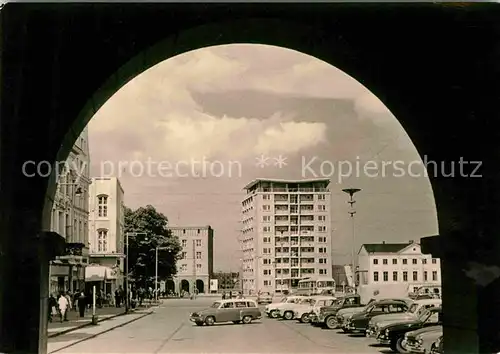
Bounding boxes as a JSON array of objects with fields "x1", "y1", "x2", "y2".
[
  {"x1": 221, "y1": 291, "x2": 226, "y2": 300},
  {"x1": 229, "y1": 291, "x2": 232, "y2": 299},
  {"x1": 58, "y1": 292, "x2": 69, "y2": 323},
  {"x1": 48, "y1": 294, "x2": 57, "y2": 323},
  {"x1": 64, "y1": 292, "x2": 72, "y2": 321},
  {"x1": 77, "y1": 291, "x2": 86, "y2": 318}
]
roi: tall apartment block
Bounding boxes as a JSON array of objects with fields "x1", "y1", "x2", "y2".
[
  {"x1": 240, "y1": 178, "x2": 332, "y2": 295},
  {"x1": 169, "y1": 226, "x2": 214, "y2": 295}
]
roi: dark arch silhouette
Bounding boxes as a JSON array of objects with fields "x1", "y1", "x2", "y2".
[
  {"x1": 1, "y1": 4, "x2": 499, "y2": 354},
  {"x1": 196, "y1": 280, "x2": 205, "y2": 294},
  {"x1": 166, "y1": 280, "x2": 175, "y2": 293},
  {"x1": 180, "y1": 280, "x2": 190, "y2": 293}
]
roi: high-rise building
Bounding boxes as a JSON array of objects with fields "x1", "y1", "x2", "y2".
[
  {"x1": 240, "y1": 178, "x2": 332, "y2": 295},
  {"x1": 169, "y1": 226, "x2": 214, "y2": 294},
  {"x1": 86, "y1": 177, "x2": 126, "y2": 295},
  {"x1": 49, "y1": 127, "x2": 91, "y2": 294}
]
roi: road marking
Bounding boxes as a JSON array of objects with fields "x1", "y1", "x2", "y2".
[{"x1": 152, "y1": 322, "x2": 185, "y2": 353}]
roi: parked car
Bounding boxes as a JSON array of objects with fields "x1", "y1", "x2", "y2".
[
  {"x1": 293, "y1": 296, "x2": 336, "y2": 323},
  {"x1": 277, "y1": 297, "x2": 316, "y2": 320},
  {"x1": 344, "y1": 299, "x2": 411, "y2": 334},
  {"x1": 264, "y1": 296, "x2": 306, "y2": 318},
  {"x1": 367, "y1": 299, "x2": 441, "y2": 338},
  {"x1": 430, "y1": 335, "x2": 443, "y2": 354},
  {"x1": 335, "y1": 298, "x2": 378, "y2": 329},
  {"x1": 375, "y1": 307, "x2": 442, "y2": 353},
  {"x1": 257, "y1": 292, "x2": 273, "y2": 304},
  {"x1": 189, "y1": 299, "x2": 262, "y2": 326},
  {"x1": 309, "y1": 294, "x2": 367, "y2": 329},
  {"x1": 403, "y1": 325, "x2": 442, "y2": 354}
]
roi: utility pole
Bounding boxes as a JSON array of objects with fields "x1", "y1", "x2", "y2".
[
  {"x1": 342, "y1": 188, "x2": 361, "y2": 291},
  {"x1": 192, "y1": 239, "x2": 196, "y2": 299}
]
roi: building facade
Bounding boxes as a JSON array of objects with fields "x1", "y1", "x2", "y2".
[
  {"x1": 357, "y1": 240, "x2": 441, "y2": 294},
  {"x1": 86, "y1": 177, "x2": 126, "y2": 296},
  {"x1": 240, "y1": 178, "x2": 333, "y2": 295},
  {"x1": 49, "y1": 127, "x2": 91, "y2": 295},
  {"x1": 169, "y1": 226, "x2": 214, "y2": 294}
]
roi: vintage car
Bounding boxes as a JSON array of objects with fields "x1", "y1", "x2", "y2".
[
  {"x1": 375, "y1": 307, "x2": 442, "y2": 353},
  {"x1": 310, "y1": 294, "x2": 367, "y2": 329},
  {"x1": 277, "y1": 296, "x2": 316, "y2": 320},
  {"x1": 293, "y1": 296, "x2": 336, "y2": 323},
  {"x1": 344, "y1": 299, "x2": 411, "y2": 334},
  {"x1": 264, "y1": 296, "x2": 306, "y2": 318},
  {"x1": 257, "y1": 292, "x2": 273, "y2": 304},
  {"x1": 367, "y1": 299, "x2": 441, "y2": 338},
  {"x1": 189, "y1": 299, "x2": 262, "y2": 326},
  {"x1": 335, "y1": 299, "x2": 377, "y2": 329},
  {"x1": 430, "y1": 335, "x2": 443, "y2": 354},
  {"x1": 403, "y1": 325, "x2": 443, "y2": 354}
]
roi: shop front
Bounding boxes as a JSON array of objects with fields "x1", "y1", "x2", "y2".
[{"x1": 85, "y1": 264, "x2": 121, "y2": 304}]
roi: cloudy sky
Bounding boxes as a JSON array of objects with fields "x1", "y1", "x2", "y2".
[{"x1": 88, "y1": 44, "x2": 438, "y2": 271}]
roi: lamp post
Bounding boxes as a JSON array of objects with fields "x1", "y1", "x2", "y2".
[
  {"x1": 342, "y1": 188, "x2": 361, "y2": 292},
  {"x1": 155, "y1": 245, "x2": 169, "y2": 303},
  {"x1": 125, "y1": 232, "x2": 148, "y2": 313}
]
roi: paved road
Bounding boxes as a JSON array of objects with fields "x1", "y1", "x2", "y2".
[{"x1": 52, "y1": 298, "x2": 390, "y2": 353}]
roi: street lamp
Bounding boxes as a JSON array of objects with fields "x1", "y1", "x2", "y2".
[
  {"x1": 125, "y1": 232, "x2": 148, "y2": 313},
  {"x1": 155, "y1": 245, "x2": 169, "y2": 303},
  {"x1": 342, "y1": 188, "x2": 361, "y2": 291}
]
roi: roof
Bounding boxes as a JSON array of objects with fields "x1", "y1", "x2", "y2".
[
  {"x1": 215, "y1": 298, "x2": 256, "y2": 303},
  {"x1": 243, "y1": 178, "x2": 331, "y2": 190},
  {"x1": 168, "y1": 226, "x2": 212, "y2": 230},
  {"x1": 360, "y1": 243, "x2": 414, "y2": 254}
]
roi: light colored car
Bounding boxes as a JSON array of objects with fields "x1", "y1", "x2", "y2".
[
  {"x1": 257, "y1": 292, "x2": 273, "y2": 304},
  {"x1": 294, "y1": 296, "x2": 337, "y2": 323},
  {"x1": 264, "y1": 296, "x2": 306, "y2": 318},
  {"x1": 189, "y1": 299, "x2": 261, "y2": 326},
  {"x1": 367, "y1": 299, "x2": 440, "y2": 338},
  {"x1": 278, "y1": 297, "x2": 316, "y2": 320},
  {"x1": 403, "y1": 326, "x2": 443, "y2": 354}
]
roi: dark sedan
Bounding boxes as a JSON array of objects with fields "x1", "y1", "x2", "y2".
[
  {"x1": 344, "y1": 299, "x2": 410, "y2": 334},
  {"x1": 376, "y1": 307, "x2": 442, "y2": 353}
]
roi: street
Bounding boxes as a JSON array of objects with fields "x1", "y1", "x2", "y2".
[{"x1": 49, "y1": 297, "x2": 390, "y2": 354}]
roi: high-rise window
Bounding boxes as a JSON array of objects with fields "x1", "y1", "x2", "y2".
[
  {"x1": 97, "y1": 195, "x2": 108, "y2": 217},
  {"x1": 182, "y1": 240, "x2": 187, "y2": 247},
  {"x1": 97, "y1": 229, "x2": 108, "y2": 252},
  {"x1": 196, "y1": 252, "x2": 202, "y2": 259},
  {"x1": 196, "y1": 239, "x2": 202, "y2": 247}
]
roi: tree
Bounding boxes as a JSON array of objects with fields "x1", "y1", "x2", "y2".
[{"x1": 124, "y1": 205, "x2": 182, "y2": 287}]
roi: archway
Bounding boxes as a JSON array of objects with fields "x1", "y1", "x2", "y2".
[
  {"x1": 1, "y1": 5, "x2": 498, "y2": 354},
  {"x1": 180, "y1": 280, "x2": 190, "y2": 293},
  {"x1": 166, "y1": 279, "x2": 175, "y2": 293},
  {"x1": 196, "y1": 280, "x2": 205, "y2": 294}
]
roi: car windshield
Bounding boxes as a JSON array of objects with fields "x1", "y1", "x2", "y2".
[
  {"x1": 300, "y1": 298, "x2": 312, "y2": 305},
  {"x1": 211, "y1": 302, "x2": 221, "y2": 308},
  {"x1": 409, "y1": 304, "x2": 419, "y2": 313},
  {"x1": 334, "y1": 299, "x2": 344, "y2": 306},
  {"x1": 364, "y1": 303, "x2": 376, "y2": 313},
  {"x1": 418, "y1": 309, "x2": 432, "y2": 321}
]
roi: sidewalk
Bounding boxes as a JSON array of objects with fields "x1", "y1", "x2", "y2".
[{"x1": 48, "y1": 303, "x2": 159, "y2": 338}]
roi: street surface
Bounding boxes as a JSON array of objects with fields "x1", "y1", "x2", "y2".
[{"x1": 50, "y1": 297, "x2": 390, "y2": 353}]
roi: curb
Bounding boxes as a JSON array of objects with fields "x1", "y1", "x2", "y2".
[
  {"x1": 49, "y1": 310, "x2": 153, "y2": 354},
  {"x1": 48, "y1": 306, "x2": 155, "y2": 338}
]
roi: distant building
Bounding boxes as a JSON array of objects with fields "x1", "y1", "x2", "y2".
[
  {"x1": 357, "y1": 240, "x2": 441, "y2": 294},
  {"x1": 240, "y1": 178, "x2": 333, "y2": 295},
  {"x1": 332, "y1": 265, "x2": 350, "y2": 290},
  {"x1": 213, "y1": 271, "x2": 240, "y2": 290},
  {"x1": 169, "y1": 226, "x2": 214, "y2": 294},
  {"x1": 86, "y1": 177, "x2": 125, "y2": 296},
  {"x1": 49, "y1": 127, "x2": 91, "y2": 294}
]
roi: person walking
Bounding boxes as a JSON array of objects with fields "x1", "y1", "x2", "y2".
[
  {"x1": 64, "y1": 292, "x2": 72, "y2": 321},
  {"x1": 48, "y1": 294, "x2": 57, "y2": 323},
  {"x1": 221, "y1": 291, "x2": 226, "y2": 300},
  {"x1": 77, "y1": 291, "x2": 86, "y2": 318},
  {"x1": 57, "y1": 292, "x2": 69, "y2": 323}
]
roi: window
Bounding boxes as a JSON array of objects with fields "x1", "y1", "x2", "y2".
[
  {"x1": 317, "y1": 194, "x2": 326, "y2": 200},
  {"x1": 263, "y1": 237, "x2": 271, "y2": 243},
  {"x1": 318, "y1": 237, "x2": 327, "y2": 242},
  {"x1": 318, "y1": 247, "x2": 327, "y2": 253},
  {"x1": 412, "y1": 259, "x2": 418, "y2": 265},
  {"x1": 181, "y1": 240, "x2": 187, "y2": 248},
  {"x1": 393, "y1": 271, "x2": 398, "y2": 281},
  {"x1": 97, "y1": 229, "x2": 108, "y2": 252},
  {"x1": 432, "y1": 258, "x2": 437, "y2": 264},
  {"x1": 263, "y1": 280, "x2": 270, "y2": 286},
  {"x1": 317, "y1": 215, "x2": 326, "y2": 221},
  {"x1": 223, "y1": 302, "x2": 234, "y2": 308},
  {"x1": 181, "y1": 252, "x2": 187, "y2": 260},
  {"x1": 422, "y1": 258, "x2": 427, "y2": 264},
  {"x1": 383, "y1": 259, "x2": 388, "y2": 265},
  {"x1": 246, "y1": 301, "x2": 257, "y2": 308},
  {"x1": 183, "y1": 229, "x2": 186, "y2": 234},
  {"x1": 319, "y1": 269, "x2": 327, "y2": 275},
  {"x1": 373, "y1": 271, "x2": 379, "y2": 282},
  {"x1": 413, "y1": 271, "x2": 418, "y2": 281},
  {"x1": 263, "y1": 205, "x2": 270, "y2": 211},
  {"x1": 318, "y1": 226, "x2": 326, "y2": 232},
  {"x1": 97, "y1": 195, "x2": 108, "y2": 217},
  {"x1": 403, "y1": 271, "x2": 408, "y2": 281},
  {"x1": 235, "y1": 301, "x2": 247, "y2": 308},
  {"x1": 263, "y1": 226, "x2": 271, "y2": 232},
  {"x1": 196, "y1": 252, "x2": 202, "y2": 259},
  {"x1": 263, "y1": 248, "x2": 271, "y2": 254},
  {"x1": 263, "y1": 194, "x2": 270, "y2": 200},
  {"x1": 432, "y1": 271, "x2": 438, "y2": 281},
  {"x1": 263, "y1": 269, "x2": 272, "y2": 275},
  {"x1": 319, "y1": 258, "x2": 327, "y2": 264},
  {"x1": 196, "y1": 239, "x2": 202, "y2": 247},
  {"x1": 263, "y1": 216, "x2": 271, "y2": 222},
  {"x1": 317, "y1": 205, "x2": 326, "y2": 211},
  {"x1": 196, "y1": 264, "x2": 202, "y2": 269},
  {"x1": 180, "y1": 264, "x2": 187, "y2": 272},
  {"x1": 424, "y1": 271, "x2": 428, "y2": 281},
  {"x1": 383, "y1": 271, "x2": 388, "y2": 282},
  {"x1": 402, "y1": 259, "x2": 408, "y2": 265},
  {"x1": 392, "y1": 259, "x2": 397, "y2": 265},
  {"x1": 373, "y1": 259, "x2": 379, "y2": 265},
  {"x1": 197, "y1": 229, "x2": 200, "y2": 234}
]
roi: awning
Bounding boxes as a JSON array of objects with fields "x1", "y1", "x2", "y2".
[{"x1": 85, "y1": 265, "x2": 118, "y2": 281}]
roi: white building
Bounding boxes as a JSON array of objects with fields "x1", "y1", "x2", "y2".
[
  {"x1": 357, "y1": 240, "x2": 441, "y2": 294},
  {"x1": 169, "y1": 226, "x2": 214, "y2": 294},
  {"x1": 49, "y1": 127, "x2": 91, "y2": 294},
  {"x1": 86, "y1": 177, "x2": 125, "y2": 296},
  {"x1": 240, "y1": 178, "x2": 333, "y2": 295}
]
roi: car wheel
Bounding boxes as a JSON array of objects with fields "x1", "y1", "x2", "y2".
[
  {"x1": 283, "y1": 311, "x2": 293, "y2": 320},
  {"x1": 395, "y1": 337, "x2": 409, "y2": 353},
  {"x1": 300, "y1": 313, "x2": 310, "y2": 323},
  {"x1": 325, "y1": 316, "x2": 338, "y2": 329},
  {"x1": 242, "y1": 315, "x2": 252, "y2": 324},
  {"x1": 205, "y1": 316, "x2": 215, "y2": 326},
  {"x1": 195, "y1": 321, "x2": 203, "y2": 326},
  {"x1": 270, "y1": 310, "x2": 279, "y2": 318}
]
